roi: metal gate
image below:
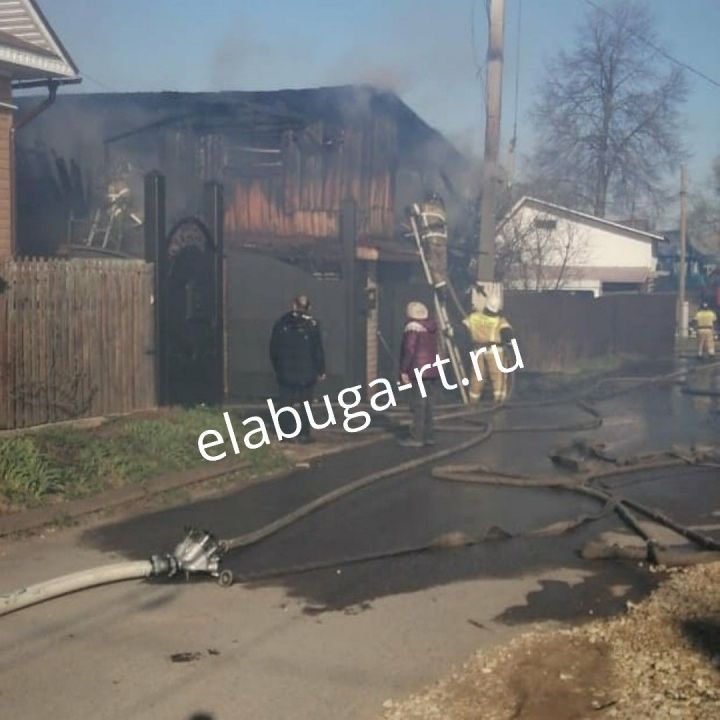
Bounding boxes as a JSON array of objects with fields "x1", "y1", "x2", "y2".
[
  {"x1": 144, "y1": 173, "x2": 224, "y2": 406},
  {"x1": 224, "y1": 249, "x2": 350, "y2": 401},
  {"x1": 165, "y1": 217, "x2": 219, "y2": 404}
]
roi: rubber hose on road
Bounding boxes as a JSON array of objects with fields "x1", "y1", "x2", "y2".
[
  {"x1": 0, "y1": 560, "x2": 153, "y2": 618},
  {"x1": 3, "y1": 359, "x2": 717, "y2": 616},
  {"x1": 224, "y1": 424, "x2": 493, "y2": 551},
  {"x1": 224, "y1": 362, "x2": 718, "y2": 553}
]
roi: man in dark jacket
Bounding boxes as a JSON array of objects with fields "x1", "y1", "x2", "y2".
[
  {"x1": 269, "y1": 295, "x2": 326, "y2": 442},
  {"x1": 398, "y1": 301, "x2": 440, "y2": 447}
]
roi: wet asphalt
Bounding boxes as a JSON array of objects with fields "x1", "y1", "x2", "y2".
[
  {"x1": 80, "y1": 367, "x2": 720, "y2": 620},
  {"x1": 3, "y1": 366, "x2": 719, "y2": 720}
]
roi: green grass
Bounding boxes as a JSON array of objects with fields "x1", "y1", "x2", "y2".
[{"x1": 0, "y1": 407, "x2": 286, "y2": 511}]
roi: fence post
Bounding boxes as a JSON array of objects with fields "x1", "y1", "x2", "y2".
[
  {"x1": 340, "y1": 198, "x2": 360, "y2": 389},
  {"x1": 144, "y1": 172, "x2": 168, "y2": 406},
  {"x1": 203, "y1": 181, "x2": 225, "y2": 406}
]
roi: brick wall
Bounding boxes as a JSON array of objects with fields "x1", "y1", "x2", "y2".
[
  {"x1": 365, "y1": 261, "x2": 379, "y2": 384},
  {"x1": 0, "y1": 76, "x2": 13, "y2": 259}
]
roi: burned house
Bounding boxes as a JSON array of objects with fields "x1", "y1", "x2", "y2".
[{"x1": 15, "y1": 85, "x2": 470, "y2": 399}]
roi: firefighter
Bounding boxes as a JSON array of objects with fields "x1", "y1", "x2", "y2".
[
  {"x1": 693, "y1": 301, "x2": 717, "y2": 360},
  {"x1": 463, "y1": 296, "x2": 514, "y2": 404},
  {"x1": 106, "y1": 162, "x2": 133, "y2": 211},
  {"x1": 269, "y1": 295, "x2": 326, "y2": 443},
  {"x1": 413, "y1": 192, "x2": 448, "y2": 292},
  {"x1": 398, "y1": 301, "x2": 441, "y2": 447}
]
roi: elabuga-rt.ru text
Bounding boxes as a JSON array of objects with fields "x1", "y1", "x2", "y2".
[{"x1": 197, "y1": 340, "x2": 524, "y2": 461}]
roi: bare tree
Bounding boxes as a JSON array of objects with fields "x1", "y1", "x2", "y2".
[
  {"x1": 496, "y1": 215, "x2": 588, "y2": 291},
  {"x1": 688, "y1": 157, "x2": 720, "y2": 258},
  {"x1": 529, "y1": 1, "x2": 687, "y2": 219}
]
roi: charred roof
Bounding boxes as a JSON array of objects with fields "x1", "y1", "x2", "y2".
[
  {"x1": 17, "y1": 84, "x2": 463, "y2": 169},
  {"x1": 15, "y1": 85, "x2": 470, "y2": 259}
]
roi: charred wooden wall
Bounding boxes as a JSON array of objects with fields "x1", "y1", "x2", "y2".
[
  {"x1": 96, "y1": 107, "x2": 402, "y2": 255},
  {"x1": 14, "y1": 88, "x2": 463, "y2": 261},
  {"x1": 220, "y1": 118, "x2": 398, "y2": 248}
]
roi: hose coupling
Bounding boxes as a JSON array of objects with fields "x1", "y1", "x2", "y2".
[
  {"x1": 170, "y1": 527, "x2": 227, "y2": 578},
  {"x1": 149, "y1": 554, "x2": 178, "y2": 577}
]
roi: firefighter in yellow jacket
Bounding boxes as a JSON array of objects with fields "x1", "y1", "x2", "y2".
[
  {"x1": 463, "y1": 297, "x2": 514, "y2": 403},
  {"x1": 693, "y1": 301, "x2": 717, "y2": 360},
  {"x1": 412, "y1": 192, "x2": 448, "y2": 291}
]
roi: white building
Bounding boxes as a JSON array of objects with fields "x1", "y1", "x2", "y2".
[{"x1": 496, "y1": 197, "x2": 661, "y2": 297}]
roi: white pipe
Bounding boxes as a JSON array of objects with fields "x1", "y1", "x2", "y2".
[{"x1": 0, "y1": 561, "x2": 153, "y2": 617}]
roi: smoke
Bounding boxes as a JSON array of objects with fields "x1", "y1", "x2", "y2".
[
  {"x1": 202, "y1": 1, "x2": 483, "y2": 158},
  {"x1": 321, "y1": 0, "x2": 484, "y2": 156},
  {"x1": 206, "y1": 9, "x2": 318, "y2": 92},
  {"x1": 209, "y1": 31, "x2": 271, "y2": 90}
]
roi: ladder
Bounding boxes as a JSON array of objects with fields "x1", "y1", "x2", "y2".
[
  {"x1": 85, "y1": 206, "x2": 115, "y2": 249},
  {"x1": 85, "y1": 187, "x2": 142, "y2": 251},
  {"x1": 408, "y1": 210, "x2": 469, "y2": 404}
]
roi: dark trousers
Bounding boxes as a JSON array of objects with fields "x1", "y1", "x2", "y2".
[
  {"x1": 409, "y1": 379, "x2": 438, "y2": 443},
  {"x1": 278, "y1": 384, "x2": 314, "y2": 438}
]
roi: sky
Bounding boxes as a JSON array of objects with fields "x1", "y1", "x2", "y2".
[{"x1": 37, "y1": 0, "x2": 720, "y2": 211}]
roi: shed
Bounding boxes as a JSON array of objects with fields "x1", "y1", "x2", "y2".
[{"x1": 496, "y1": 197, "x2": 661, "y2": 297}]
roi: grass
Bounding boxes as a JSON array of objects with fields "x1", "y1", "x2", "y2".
[{"x1": 0, "y1": 407, "x2": 287, "y2": 511}]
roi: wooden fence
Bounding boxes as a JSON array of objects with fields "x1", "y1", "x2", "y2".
[{"x1": 0, "y1": 258, "x2": 155, "y2": 430}]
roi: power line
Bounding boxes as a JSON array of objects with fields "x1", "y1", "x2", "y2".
[
  {"x1": 470, "y1": 0, "x2": 486, "y2": 79},
  {"x1": 583, "y1": 0, "x2": 720, "y2": 90},
  {"x1": 506, "y1": 0, "x2": 522, "y2": 186},
  {"x1": 470, "y1": 0, "x2": 488, "y2": 157},
  {"x1": 511, "y1": 0, "x2": 522, "y2": 146},
  {"x1": 80, "y1": 71, "x2": 119, "y2": 93}
]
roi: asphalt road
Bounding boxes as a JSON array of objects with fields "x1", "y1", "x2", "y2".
[{"x1": 1, "y1": 375, "x2": 718, "y2": 720}]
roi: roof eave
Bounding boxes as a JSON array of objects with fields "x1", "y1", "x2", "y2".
[
  {"x1": 0, "y1": 44, "x2": 76, "y2": 80},
  {"x1": 26, "y1": 0, "x2": 79, "y2": 75},
  {"x1": 497, "y1": 196, "x2": 664, "y2": 242}
]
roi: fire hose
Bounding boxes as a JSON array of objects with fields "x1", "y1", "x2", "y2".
[
  {"x1": 0, "y1": 561, "x2": 158, "y2": 617},
  {"x1": 0, "y1": 428, "x2": 493, "y2": 618},
  {"x1": 1, "y1": 360, "x2": 719, "y2": 618}
]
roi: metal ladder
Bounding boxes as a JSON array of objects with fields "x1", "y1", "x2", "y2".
[
  {"x1": 408, "y1": 211, "x2": 470, "y2": 404},
  {"x1": 84, "y1": 188, "x2": 143, "y2": 251},
  {"x1": 85, "y1": 206, "x2": 115, "y2": 249}
]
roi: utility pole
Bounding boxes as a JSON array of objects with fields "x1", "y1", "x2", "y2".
[
  {"x1": 476, "y1": 0, "x2": 506, "y2": 289},
  {"x1": 677, "y1": 165, "x2": 688, "y2": 337}
]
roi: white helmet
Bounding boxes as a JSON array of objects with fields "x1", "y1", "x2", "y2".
[{"x1": 406, "y1": 301, "x2": 429, "y2": 320}]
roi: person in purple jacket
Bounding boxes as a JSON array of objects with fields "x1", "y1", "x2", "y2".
[{"x1": 398, "y1": 301, "x2": 441, "y2": 448}]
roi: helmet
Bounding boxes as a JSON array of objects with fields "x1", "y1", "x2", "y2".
[
  {"x1": 425, "y1": 191, "x2": 445, "y2": 207},
  {"x1": 406, "y1": 301, "x2": 429, "y2": 320},
  {"x1": 484, "y1": 298, "x2": 500, "y2": 314}
]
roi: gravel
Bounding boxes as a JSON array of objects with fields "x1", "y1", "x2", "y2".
[{"x1": 381, "y1": 561, "x2": 720, "y2": 720}]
